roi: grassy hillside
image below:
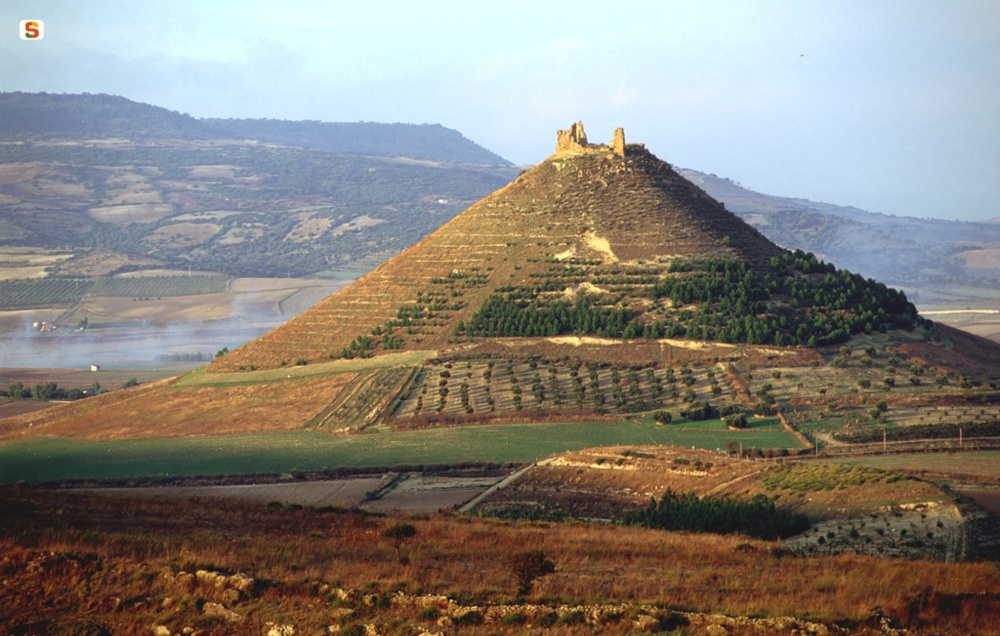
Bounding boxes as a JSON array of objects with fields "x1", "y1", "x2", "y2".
[
  {"x1": 0, "y1": 92, "x2": 517, "y2": 280},
  {"x1": 0, "y1": 140, "x2": 515, "y2": 278}
]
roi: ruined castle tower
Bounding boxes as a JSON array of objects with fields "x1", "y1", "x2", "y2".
[
  {"x1": 555, "y1": 121, "x2": 627, "y2": 157},
  {"x1": 612, "y1": 127, "x2": 625, "y2": 157},
  {"x1": 555, "y1": 121, "x2": 588, "y2": 154}
]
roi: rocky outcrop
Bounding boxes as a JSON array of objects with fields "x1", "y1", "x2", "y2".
[{"x1": 203, "y1": 602, "x2": 243, "y2": 623}]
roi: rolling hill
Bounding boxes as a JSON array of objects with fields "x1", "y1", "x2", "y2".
[
  {"x1": 0, "y1": 92, "x2": 517, "y2": 280},
  {"x1": 4, "y1": 122, "x2": 998, "y2": 448},
  {"x1": 682, "y1": 169, "x2": 1000, "y2": 297}
]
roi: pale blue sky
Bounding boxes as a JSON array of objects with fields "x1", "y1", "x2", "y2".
[{"x1": 2, "y1": 1, "x2": 998, "y2": 221}]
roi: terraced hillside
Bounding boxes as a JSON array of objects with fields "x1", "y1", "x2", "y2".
[{"x1": 212, "y1": 131, "x2": 783, "y2": 372}]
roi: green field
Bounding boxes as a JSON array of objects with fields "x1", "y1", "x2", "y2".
[
  {"x1": 89, "y1": 274, "x2": 230, "y2": 297},
  {"x1": 0, "y1": 420, "x2": 802, "y2": 483},
  {"x1": 0, "y1": 278, "x2": 92, "y2": 309}
]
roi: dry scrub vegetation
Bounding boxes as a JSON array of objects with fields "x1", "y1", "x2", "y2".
[{"x1": 2, "y1": 486, "x2": 1000, "y2": 635}]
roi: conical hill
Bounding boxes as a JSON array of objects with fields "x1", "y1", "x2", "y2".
[
  {"x1": 213, "y1": 124, "x2": 783, "y2": 372},
  {"x1": 8, "y1": 124, "x2": 1000, "y2": 447}
]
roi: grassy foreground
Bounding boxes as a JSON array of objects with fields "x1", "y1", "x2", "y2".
[
  {"x1": 0, "y1": 419, "x2": 801, "y2": 482},
  {"x1": 3, "y1": 487, "x2": 999, "y2": 635}
]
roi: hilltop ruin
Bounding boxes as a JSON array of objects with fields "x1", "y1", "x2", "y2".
[{"x1": 555, "y1": 121, "x2": 630, "y2": 158}]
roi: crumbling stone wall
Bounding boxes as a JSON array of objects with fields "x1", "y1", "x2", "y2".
[
  {"x1": 556, "y1": 121, "x2": 589, "y2": 154},
  {"x1": 612, "y1": 127, "x2": 625, "y2": 157},
  {"x1": 555, "y1": 122, "x2": 627, "y2": 157}
]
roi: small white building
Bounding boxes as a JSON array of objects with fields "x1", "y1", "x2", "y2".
[{"x1": 90, "y1": 364, "x2": 101, "y2": 372}]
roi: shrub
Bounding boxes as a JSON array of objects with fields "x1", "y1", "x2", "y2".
[
  {"x1": 680, "y1": 401, "x2": 717, "y2": 421},
  {"x1": 724, "y1": 413, "x2": 748, "y2": 429},
  {"x1": 452, "y1": 610, "x2": 483, "y2": 626},
  {"x1": 501, "y1": 612, "x2": 525, "y2": 626},
  {"x1": 753, "y1": 400, "x2": 774, "y2": 416},
  {"x1": 507, "y1": 550, "x2": 556, "y2": 595},
  {"x1": 536, "y1": 612, "x2": 558, "y2": 627},
  {"x1": 557, "y1": 609, "x2": 586, "y2": 625},
  {"x1": 652, "y1": 410, "x2": 673, "y2": 424}
]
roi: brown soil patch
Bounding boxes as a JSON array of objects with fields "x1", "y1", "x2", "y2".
[
  {"x1": 895, "y1": 324, "x2": 1000, "y2": 380},
  {"x1": 953, "y1": 487, "x2": 1000, "y2": 516},
  {"x1": 0, "y1": 163, "x2": 40, "y2": 185},
  {"x1": 143, "y1": 222, "x2": 220, "y2": 248},
  {"x1": 0, "y1": 373, "x2": 357, "y2": 441},
  {"x1": 286, "y1": 212, "x2": 334, "y2": 242},
  {"x1": 188, "y1": 164, "x2": 239, "y2": 179},
  {"x1": 0, "y1": 400, "x2": 58, "y2": 419},
  {"x1": 91, "y1": 477, "x2": 387, "y2": 509},
  {"x1": 80, "y1": 291, "x2": 278, "y2": 323},
  {"x1": 957, "y1": 248, "x2": 1000, "y2": 270},
  {"x1": 0, "y1": 367, "x2": 184, "y2": 391},
  {"x1": 56, "y1": 252, "x2": 162, "y2": 277},
  {"x1": 89, "y1": 204, "x2": 173, "y2": 224},
  {"x1": 363, "y1": 474, "x2": 502, "y2": 513}
]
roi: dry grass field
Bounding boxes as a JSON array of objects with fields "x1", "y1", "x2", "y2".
[
  {"x1": 0, "y1": 372, "x2": 360, "y2": 441},
  {"x1": 0, "y1": 247, "x2": 74, "y2": 279},
  {"x1": 2, "y1": 486, "x2": 999, "y2": 635},
  {"x1": 828, "y1": 451, "x2": 1000, "y2": 482}
]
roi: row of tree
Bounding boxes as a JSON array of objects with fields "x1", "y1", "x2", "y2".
[
  {"x1": 457, "y1": 294, "x2": 634, "y2": 338},
  {"x1": 2, "y1": 380, "x2": 118, "y2": 401},
  {"x1": 623, "y1": 488, "x2": 810, "y2": 540}
]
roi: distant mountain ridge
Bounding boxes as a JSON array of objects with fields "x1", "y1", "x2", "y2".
[
  {"x1": 0, "y1": 92, "x2": 509, "y2": 165},
  {"x1": 680, "y1": 169, "x2": 1000, "y2": 295},
  {"x1": 0, "y1": 92, "x2": 516, "y2": 279},
  {"x1": 202, "y1": 119, "x2": 509, "y2": 165},
  {"x1": 0, "y1": 92, "x2": 212, "y2": 140}
]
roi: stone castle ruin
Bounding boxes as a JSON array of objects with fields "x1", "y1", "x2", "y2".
[{"x1": 555, "y1": 121, "x2": 630, "y2": 158}]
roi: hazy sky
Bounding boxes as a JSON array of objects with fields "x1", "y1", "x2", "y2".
[{"x1": 3, "y1": 1, "x2": 998, "y2": 221}]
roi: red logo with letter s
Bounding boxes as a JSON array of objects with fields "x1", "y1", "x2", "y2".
[{"x1": 20, "y1": 20, "x2": 44, "y2": 40}]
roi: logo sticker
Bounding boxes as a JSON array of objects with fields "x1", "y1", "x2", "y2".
[{"x1": 20, "y1": 20, "x2": 44, "y2": 40}]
